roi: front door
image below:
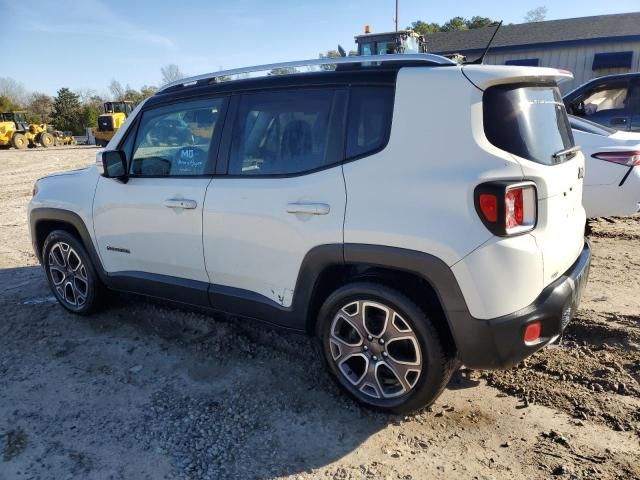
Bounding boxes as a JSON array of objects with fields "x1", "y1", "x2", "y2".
[
  {"x1": 202, "y1": 88, "x2": 347, "y2": 311},
  {"x1": 576, "y1": 79, "x2": 632, "y2": 130},
  {"x1": 93, "y1": 97, "x2": 226, "y2": 290}
]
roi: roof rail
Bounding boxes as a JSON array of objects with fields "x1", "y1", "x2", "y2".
[{"x1": 157, "y1": 53, "x2": 454, "y2": 93}]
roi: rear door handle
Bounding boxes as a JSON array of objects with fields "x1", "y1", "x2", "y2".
[
  {"x1": 286, "y1": 202, "x2": 330, "y2": 215},
  {"x1": 164, "y1": 198, "x2": 197, "y2": 209}
]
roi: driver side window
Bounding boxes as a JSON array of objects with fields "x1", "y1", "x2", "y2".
[
  {"x1": 131, "y1": 98, "x2": 224, "y2": 176},
  {"x1": 576, "y1": 81, "x2": 629, "y2": 116}
]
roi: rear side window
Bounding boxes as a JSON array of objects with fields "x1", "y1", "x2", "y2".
[
  {"x1": 346, "y1": 87, "x2": 394, "y2": 159},
  {"x1": 131, "y1": 98, "x2": 223, "y2": 176},
  {"x1": 228, "y1": 89, "x2": 344, "y2": 175},
  {"x1": 483, "y1": 84, "x2": 575, "y2": 165}
]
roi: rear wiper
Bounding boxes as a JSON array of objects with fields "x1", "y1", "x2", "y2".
[{"x1": 552, "y1": 145, "x2": 581, "y2": 161}]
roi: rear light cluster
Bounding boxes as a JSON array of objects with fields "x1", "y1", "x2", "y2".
[
  {"x1": 474, "y1": 181, "x2": 537, "y2": 236},
  {"x1": 592, "y1": 151, "x2": 640, "y2": 167}
]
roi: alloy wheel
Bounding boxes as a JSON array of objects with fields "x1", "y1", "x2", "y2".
[
  {"x1": 48, "y1": 241, "x2": 90, "y2": 308},
  {"x1": 329, "y1": 300, "x2": 423, "y2": 400}
]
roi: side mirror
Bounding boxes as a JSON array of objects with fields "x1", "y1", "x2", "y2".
[{"x1": 97, "y1": 150, "x2": 128, "y2": 182}]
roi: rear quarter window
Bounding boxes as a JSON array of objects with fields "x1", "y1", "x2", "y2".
[
  {"x1": 346, "y1": 86, "x2": 394, "y2": 159},
  {"x1": 483, "y1": 83, "x2": 575, "y2": 165}
]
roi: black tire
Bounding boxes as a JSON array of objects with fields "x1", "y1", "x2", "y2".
[
  {"x1": 42, "y1": 230, "x2": 104, "y2": 315},
  {"x1": 11, "y1": 133, "x2": 27, "y2": 149},
  {"x1": 40, "y1": 132, "x2": 54, "y2": 148},
  {"x1": 317, "y1": 282, "x2": 454, "y2": 414}
]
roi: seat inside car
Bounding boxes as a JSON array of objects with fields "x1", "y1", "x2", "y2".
[{"x1": 280, "y1": 119, "x2": 313, "y2": 170}]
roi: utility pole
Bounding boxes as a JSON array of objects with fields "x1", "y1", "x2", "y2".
[{"x1": 395, "y1": 0, "x2": 399, "y2": 31}]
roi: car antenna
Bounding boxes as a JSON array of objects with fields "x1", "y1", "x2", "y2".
[
  {"x1": 337, "y1": 45, "x2": 347, "y2": 57},
  {"x1": 465, "y1": 21, "x2": 503, "y2": 65}
]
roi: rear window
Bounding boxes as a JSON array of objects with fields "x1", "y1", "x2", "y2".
[
  {"x1": 228, "y1": 89, "x2": 344, "y2": 175},
  {"x1": 483, "y1": 84, "x2": 575, "y2": 165}
]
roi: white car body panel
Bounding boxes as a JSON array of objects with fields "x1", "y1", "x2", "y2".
[
  {"x1": 516, "y1": 155, "x2": 586, "y2": 288},
  {"x1": 202, "y1": 168, "x2": 346, "y2": 307},
  {"x1": 92, "y1": 176, "x2": 212, "y2": 282},
  {"x1": 345, "y1": 66, "x2": 584, "y2": 319},
  {"x1": 28, "y1": 166, "x2": 100, "y2": 246},
  {"x1": 570, "y1": 117, "x2": 640, "y2": 218},
  {"x1": 343, "y1": 67, "x2": 520, "y2": 268}
]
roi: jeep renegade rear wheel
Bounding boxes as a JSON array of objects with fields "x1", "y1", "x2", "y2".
[
  {"x1": 42, "y1": 230, "x2": 102, "y2": 314},
  {"x1": 318, "y1": 282, "x2": 453, "y2": 414}
]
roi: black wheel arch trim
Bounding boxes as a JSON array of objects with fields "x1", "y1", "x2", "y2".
[{"x1": 30, "y1": 207, "x2": 109, "y2": 284}]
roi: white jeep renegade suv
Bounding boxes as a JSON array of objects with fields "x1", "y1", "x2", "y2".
[{"x1": 29, "y1": 55, "x2": 591, "y2": 413}]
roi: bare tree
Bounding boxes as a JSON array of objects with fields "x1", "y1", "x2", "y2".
[
  {"x1": 75, "y1": 88, "x2": 98, "y2": 105},
  {"x1": 160, "y1": 64, "x2": 185, "y2": 85},
  {"x1": 108, "y1": 80, "x2": 125, "y2": 101},
  {"x1": 525, "y1": 6, "x2": 547, "y2": 23},
  {"x1": 0, "y1": 77, "x2": 28, "y2": 105}
]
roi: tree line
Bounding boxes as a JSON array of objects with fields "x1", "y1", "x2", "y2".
[
  {"x1": 0, "y1": 64, "x2": 185, "y2": 135},
  {"x1": 408, "y1": 7, "x2": 547, "y2": 35}
]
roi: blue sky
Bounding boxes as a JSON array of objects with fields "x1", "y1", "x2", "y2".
[{"x1": 2, "y1": 0, "x2": 639, "y2": 96}]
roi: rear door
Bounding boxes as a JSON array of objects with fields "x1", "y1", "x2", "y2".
[
  {"x1": 202, "y1": 88, "x2": 347, "y2": 311},
  {"x1": 483, "y1": 82, "x2": 585, "y2": 286}
]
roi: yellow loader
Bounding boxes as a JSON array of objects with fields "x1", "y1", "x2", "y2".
[
  {"x1": 92, "y1": 101, "x2": 135, "y2": 147},
  {"x1": 53, "y1": 130, "x2": 77, "y2": 146},
  {"x1": 0, "y1": 112, "x2": 55, "y2": 149}
]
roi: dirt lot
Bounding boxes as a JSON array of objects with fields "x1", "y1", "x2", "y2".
[{"x1": 0, "y1": 146, "x2": 638, "y2": 480}]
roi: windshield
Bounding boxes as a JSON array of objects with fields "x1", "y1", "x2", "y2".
[
  {"x1": 568, "y1": 115, "x2": 616, "y2": 136},
  {"x1": 483, "y1": 83, "x2": 575, "y2": 165}
]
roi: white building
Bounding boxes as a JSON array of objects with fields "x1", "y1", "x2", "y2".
[{"x1": 426, "y1": 12, "x2": 640, "y2": 93}]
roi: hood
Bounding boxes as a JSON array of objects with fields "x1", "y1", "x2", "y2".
[{"x1": 38, "y1": 164, "x2": 95, "y2": 182}]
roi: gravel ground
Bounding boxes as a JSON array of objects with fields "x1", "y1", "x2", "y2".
[{"x1": 0, "y1": 146, "x2": 638, "y2": 480}]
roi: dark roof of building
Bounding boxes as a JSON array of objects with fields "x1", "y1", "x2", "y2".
[{"x1": 427, "y1": 12, "x2": 640, "y2": 54}]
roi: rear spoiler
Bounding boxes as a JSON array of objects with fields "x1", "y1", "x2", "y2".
[{"x1": 462, "y1": 65, "x2": 573, "y2": 91}]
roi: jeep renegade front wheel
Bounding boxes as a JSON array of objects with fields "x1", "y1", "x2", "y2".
[
  {"x1": 42, "y1": 230, "x2": 102, "y2": 314},
  {"x1": 317, "y1": 282, "x2": 453, "y2": 414}
]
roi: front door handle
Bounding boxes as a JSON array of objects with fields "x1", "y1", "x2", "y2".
[
  {"x1": 164, "y1": 198, "x2": 197, "y2": 209},
  {"x1": 286, "y1": 202, "x2": 330, "y2": 215}
]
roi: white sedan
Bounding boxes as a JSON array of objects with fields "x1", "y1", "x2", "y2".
[{"x1": 570, "y1": 115, "x2": 640, "y2": 218}]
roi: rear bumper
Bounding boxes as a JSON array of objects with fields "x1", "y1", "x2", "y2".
[{"x1": 450, "y1": 240, "x2": 591, "y2": 369}]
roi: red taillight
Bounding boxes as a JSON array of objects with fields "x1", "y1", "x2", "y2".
[
  {"x1": 475, "y1": 182, "x2": 537, "y2": 236},
  {"x1": 479, "y1": 194, "x2": 498, "y2": 222},
  {"x1": 524, "y1": 321, "x2": 542, "y2": 343},
  {"x1": 505, "y1": 188, "x2": 523, "y2": 229},
  {"x1": 592, "y1": 151, "x2": 640, "y2": 167}
]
